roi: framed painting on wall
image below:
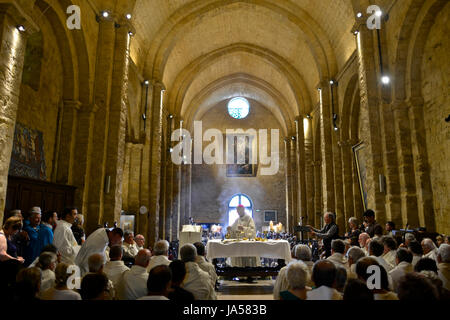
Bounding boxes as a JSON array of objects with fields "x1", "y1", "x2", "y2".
[
  {"x1": 352, "y1": 141, "x2": 368, "y2": 211},
  {"x1": 120, "y1": 214, "x2": 135, "y2": 233},
  {"x1": 225, "y1": 133, "x2": 258, "y2": 177}
]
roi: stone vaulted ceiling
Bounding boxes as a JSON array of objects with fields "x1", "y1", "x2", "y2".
[{"x1": 99, "y1": 0, "x2": 357, "y2": 135}]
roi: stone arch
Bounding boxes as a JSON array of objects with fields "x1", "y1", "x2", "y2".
[
  {"x1": 169, "y1": 43, "x2": 312, "y2": 119},
  {"x1": 340, "y1": 74, "x2": 359, "y2": 142},
  {"x1": 144, "y1": 0, "x2": 337, "y2": 81},
  {"x1": 184, "y1": 73, "x2": 292, "y2": 136}
]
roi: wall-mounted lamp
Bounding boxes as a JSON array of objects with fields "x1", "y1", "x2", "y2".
[
  {"x1": 169, "y1": 114, "x2": 174, "y2": 119},
  {"x1": 144, "y1": 80, "x2": 149, "y2": 86},
  {"x1": 356, "y1": 12, "x2": 363, "y2": 18},
  {"x1": 126, "y1": 13, "x2": 132, "y2": 20},
  {"x1": 128, "y1": 31, "x2": 134, "y2": 36},
  {"x1": 291, "y1": 136, "x2": 296, "y2": 141},
  {"x1": 17, "y1": 25, "x2": 26, "y2": 32},
  {"x1": 381, "y1": 75, "x2": 390, "y2": 85},
  {"x1": 306, "y1": 114, "x2": 312, "y2": 119},
  {"x1": 101, "y1": 11, "x2": 109, "y2": 18}
]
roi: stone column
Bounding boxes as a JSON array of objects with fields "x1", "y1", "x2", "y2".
[
  {"x1": 313, "y1": 160, "x2": 322, "y2": 227},
  {"x1": 147, "y1": 81, "x2": 165, "y2": 246},
  {"x1": 354, "y1": 27, "x2": 386, "y2": 221},
  {"x1": 0, "y1": 3, "x2": 37, "y2": 224},
  {"x1": 85, "y1": 15, "x2": 116, "y2": 233},
  {"x1": 104, "y1": 22, "x2": 131, "y2": 225},
  {"x1": 56, "y1": 100, "x2": 81, "y2": 185},
  {"x1": 318, "y1": 83, "x2": 336, "y2": 212},
  {"x1": 332, "y1": 133, "x2": 345, "y2": 231},
  {"x1": 290, "y1": 137, "x2": 298, "y2": 228},
  {"x1": 295, "y1": 117, "x2": 307, "y2": 224},
  {"x1": 408, "y1": 96, "x2": 435, "y2": 230},
  {"x1": 304, "y1": 121, "x2": 315, "y2": 226},
  {"x1": 392, "y1": 100, "x2": 420, "y2": 227},
  {"x1": 284, "y1": 139, "x2": 292, "y2": 232},
  {"x1": 339, "y1": 140, "x2": 356, "y2": 226}
]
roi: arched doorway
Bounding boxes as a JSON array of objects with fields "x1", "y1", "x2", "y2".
[{"x1": 228, "y1": 194, "x2": 253, "y2": 226}]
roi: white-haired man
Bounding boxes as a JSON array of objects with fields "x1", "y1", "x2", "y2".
[
  {"x1": 279, "y1": 261, "x2": 309, "y2": 300},
  {"x1": 346, "y1": 246, "x2": 366, "y2": 279},
  {"x1": 117, "y1": 249, "x2": 152, "y2": 300},
  {"x1": 273, "y1": 244, "x2": 313, "y2": 299},
  {"x1": 422, "y1": 238, "x2": 438, "y2": 261},
  {"x1": 437, "y1": 243, "x2": 450, "y2": 290},
  {"x1": 135, "y1": 234, "x2": 145, "y2": 251},
  {"x1": 180, "y1": 244, "x2": 216, "y2": 300},
  {"x1": 86, "y1": 253, "x2": 115, "y2": 299},
  {"x1": 147, "y1": 240, "x2": 171, "y2": 272},
  {"x1": 307, "y1": 212, "x2": 339, "y2": 258}
]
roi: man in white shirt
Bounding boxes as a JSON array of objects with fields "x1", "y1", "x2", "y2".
[
  {"x1": 274, "y1": 244, "x2": 313, "y2": 299},
  {"x1": 193, "y1": 242, "x2": 217, "y2": 289},
  {"x1": 117, "y1": 249, "x2": 151, "y2": 300},
  {"x1": 381, "y1": 236, "x2": 397, "y2": 270},
  {"x1": 180, "y1": 244, "x2": 216, "y2": 300},
  {"x1": 138, "y1": 265, "x2": 171, "y2": 300},
  {"x1": 147, "y1": 240, "x2": 171, "y2": 272},
  {"x1": 53, "y1": 207, "x2": 80, "y2": 264},
  {"x1": 103, "y1": 245, "x2": 129, "y2": 290},
  {"x1": 38, "y1": 252, "x2": 57, "y2": 294},
  {"x1": 122, "y1": 231, "x2": 139, "y2": 259},
  {"x1": 422, "y1": 238, "x2": 438, "y2": 261},
  {"x1": 307, "y1": 260, "x2": 342, "y2": 300},
  {"x1": 75, "y1": 227, "x2": 123, "y2": 276},
  {"x1": 327, "y1": 239, "x2": 348, "y2": 269},
  {"x1": 346, "y1": 246, "x2": 366, "y2": 279},
  {"x1": 389, "y1": 248, "x2": 414, "y2": 292},
  {"x1": 85, "y1": 253, "x2": 115, "y2": 299},
  {"x1": 437, "y1": 243, "x2": 450, "y2": 290},
  {"x1": 135, "y1": 234, "x2": 145, "y2": 251}
]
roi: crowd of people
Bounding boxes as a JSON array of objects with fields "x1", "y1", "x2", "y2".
[{"x1": 0, "y1": 206, "x2": 449, "y2": 301}]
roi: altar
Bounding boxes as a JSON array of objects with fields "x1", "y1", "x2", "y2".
[{"x1": 206, "y1": 239, "x2": 292, "y2": 262}]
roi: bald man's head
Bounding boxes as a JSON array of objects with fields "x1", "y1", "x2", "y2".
[
  {"x1": 135, "y1": 249, "x2": 152, "y2": 268},
  {"x1": 88, "y1": 253, "x2": 105, "y2": 273}
]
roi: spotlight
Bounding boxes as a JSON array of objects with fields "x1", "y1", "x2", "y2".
[
  {"x1": 291, "y1": 136, "x2": 296, "y2": 141},
  {"x1": 141, "y1": 114, "x2": 146, "y2": 121},
  {"x1": 169, "y1": 114, "x2": 174, "y2": 119},
  {"x1": 101, "y1": 11, "x2": 109, "y2": 18},
  {"x1": 356, "y1": 12, "x2": 362, "y2": 18},
  {"x1": 354, "y1": 30, "x2": 359, "y2": 35},
  {"x1": 330, "y1": 80, "x2": 335, "y2": 86},
  {"x1": 381, "y1": 75, "x2": 390, "y2": 85},
  {"x1": 126, "y1": 13, "x2": 132, "y2": 20},
  {"x1": 375, "y1": 10, "x2": 382, "y2": 17},
  {"x1": 169, "y1": 148, "x2": 173, "y2": 153},
  {"x1": 17, "y1": 25, "x2": 26, "y2": 32},
  {"x1": 128, "y1": 31, "x2": 133, "y2": 36},
  {"x1": 306, "y1": 114, "x2": 312, "y2": 119},
  {"x1": 334, "y1": 125, "x2": 339, "y2": 131},
  {"x1": 144, "y1": 80, "x2": 149, "y2": 86}
]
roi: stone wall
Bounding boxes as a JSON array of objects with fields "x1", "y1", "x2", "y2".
[
  {"x1": 16, "y1": 15, "x2": 63, "y2": 181},
  {"x1": 421, "y1": 4, "x2": 450, "y2": 235},
  {"x1": 190, "y1": 100, "x2": 286, "y2": 231}
]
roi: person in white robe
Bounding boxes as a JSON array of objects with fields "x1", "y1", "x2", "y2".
[
  {"x1": 53, "y1": 208, "x2": 80, "y2": 264},
  {"x1": 38, "y1": 252, "x2": 57, "y2": 294},
  {"x1": 227, "y1": 205, "x2": 259, "y2": 267},
  {"x1": 358, "y1": 233, "x2": 370, "y2": 256},
  {"x1": 389, "y1": 248, "x2": 414, "y2": 292},
  {"x1": 327, "y1": 239, "x2": 348, "y2": 270},
  {"x1": 122, "y1": 231, "x2": 139, "y2": 259},
  {"x1": 135, "y1": 234, "x2": 145, "y2": 251},
  {"x1": 422, "y1": 238, "x2": 438, "y2": 261},
  {"x1": 137, "y1": 265, "x2": 171, "y2": 301},
  {"x1": 194, "y1": 242, "x2": 217, "y2": 289},
  {"x1": 180, "y1": 244, "x2": 216, "y2": 300},
  {"x1": 274, "y1": 244, "x2": 313, "y2": 299},
  {"x1": 75, "y1": 227, "x2": 123, "y2": 276},
  {"x1": 346, "y1": 246, "x2": 366, "y2": 280},
  {"x1": 437, "y1": 244, "x2": 450, "y2": 290},
  {"x1": 147, "y1": 240, "x2": 171, "y2": 272},
  {"x1": 103, "y1": 245, "x2": 129, "y2": 290},
  {"x1": 117, "y1": 249, "x2": 151, "y2": 300},
  {"x1": 84, "y1": 253, "x2": 115, "y2": 299},
  {"x1": 381, "y1": 236, "x2": 397, "y2": 270}
]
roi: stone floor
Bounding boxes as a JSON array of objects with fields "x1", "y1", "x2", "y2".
[{"x1": 216, "y1": 279, "x2": 275, "y2": 300}]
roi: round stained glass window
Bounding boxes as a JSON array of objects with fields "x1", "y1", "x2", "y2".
[{"x1": 228, "y1": 97, "x2": 250, "y2": 119}]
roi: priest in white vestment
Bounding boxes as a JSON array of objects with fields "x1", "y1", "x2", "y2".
[
  {"x1": 75, "y1": 227, "x2": 123, "y2": 276},
  {"x1": 227, "y1": 205, "x2": 259, "y2": 267},
  {"x1": 117, "y1": 249, "x2": 151, "y2": 300},
  {"x1": 53, "y1": 208, "x2": 80, "y2": 264},
  {"x1": 147, "y1": 240, "x2": 171, "y2": 272}
]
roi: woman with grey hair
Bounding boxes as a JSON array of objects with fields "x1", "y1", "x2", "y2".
[
  {"x1": 279, "y1": 261, "x2": 309, "y2": 300},
  {"x1": 344, "y1": 217, "x2": 361, "y2": 247}
]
